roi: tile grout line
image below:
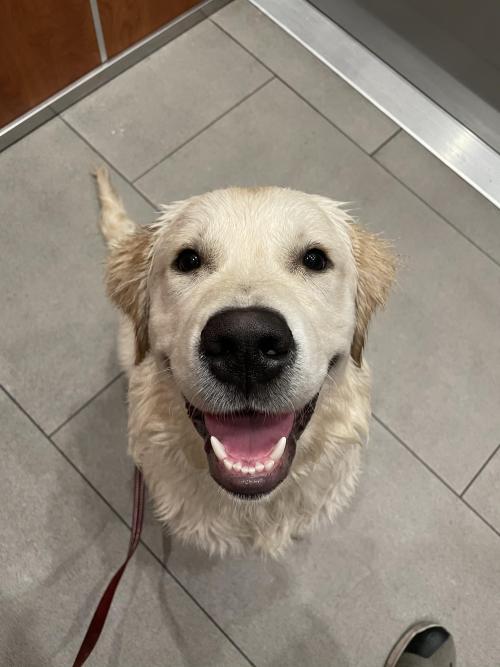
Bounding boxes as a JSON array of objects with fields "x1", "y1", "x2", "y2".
[
  {"x1": 372, "y1": 413, "x2": 500, "y2": 540},
  {"x1": 373, "y1": 158, "x2": 500, "y2": 269},
  {"x1": 211, "y1": 18, "x2": 500, "y2": 271},
  {"x1": 460, "y1": 496, "x2": 500, "y2": 539},
  {"x1": 132, "y1": 75, "x2": 275, "y2": 183},
  {"x1": 49, "y1": 371, "x2": 124, "y2": 438},
  {"x1": 460, "y1": 442, "x2": 500, "y2": 498},
  {"x1": 0, "y1": 384, "x2": 256, "y2": 667},
  {"x1": 372, "y1": 413, "x2": 459, "y2": 496},
  {"x1": 141, "y1": 547, "x2": 257, "y2": 667},
  {"x1": 58, "y1": 115, "x2": 159, "y2": 210},
  {"x1": 210, "y1": 19, "x2": 387, "y2": 152},
  {"x1": 370, "y1": 127, "x2": 402, "y2": 156}
]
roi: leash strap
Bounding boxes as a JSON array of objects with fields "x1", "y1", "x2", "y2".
[{"x1": 72, "y1": 467, "x2": 145, "y2": 667}]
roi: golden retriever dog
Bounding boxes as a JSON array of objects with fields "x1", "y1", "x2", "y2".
[{"x1": 95, "y1": 167, "x2": 395, "y2": 557}]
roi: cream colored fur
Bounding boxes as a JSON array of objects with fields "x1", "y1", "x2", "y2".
[{"x1": 95, "y1": 166, "x2": 395, "y2": 557}]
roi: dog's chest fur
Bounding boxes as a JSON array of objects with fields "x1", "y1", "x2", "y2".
[{"x1": 127, "y1": 356, "x2": 371, "y2": 557}]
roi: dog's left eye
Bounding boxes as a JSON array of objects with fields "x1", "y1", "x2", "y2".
[
  {"x1": 175, "y1": 249, "x2": 201, "y2": 272},
  {"x1": 302, "y1": 248, "x2": 329, "y2": 271}
]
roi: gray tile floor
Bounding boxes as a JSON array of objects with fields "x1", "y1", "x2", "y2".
[{"x1": 1, "y1": 2, "x2": 500, "y2": 665}]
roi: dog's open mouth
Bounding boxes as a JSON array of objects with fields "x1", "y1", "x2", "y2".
[{"x1": 186, "y1": 398, "x2": 317, "y2": 498}]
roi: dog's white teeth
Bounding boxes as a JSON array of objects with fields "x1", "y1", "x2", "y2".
[
  {"x1": 210, "y1": 436, "x2": 227, "y2": 461},
  {"x1": 269, "y1": 436, "x2": 287, "y2": 462},
  {"x1": 216, "y1": 450, "x2": 278, "y2": 475},
  {"x1": 221, "y1": 459, "x2": 273, "y2": 475}
]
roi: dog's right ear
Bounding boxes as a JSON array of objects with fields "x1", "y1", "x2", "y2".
[
  {"x1": 95, "y1": 166, "x2": 154, "y2": 365},
  {"x1": 106, "y1": 226, "x2": 154, "y2": 365}
]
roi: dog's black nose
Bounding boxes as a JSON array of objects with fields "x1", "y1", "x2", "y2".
[{"x1": 200, "y1": 307, "x2": 295, "y2": 393}]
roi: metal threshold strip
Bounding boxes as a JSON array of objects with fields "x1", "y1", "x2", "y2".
[{"x1": 249, "y1": 0, "x2": 500, "y2": 209}]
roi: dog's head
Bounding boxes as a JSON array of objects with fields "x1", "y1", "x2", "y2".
[{"x1": 106, "y1": 186, "x2": 395, "y2": 499}]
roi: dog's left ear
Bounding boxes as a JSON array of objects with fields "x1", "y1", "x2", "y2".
[
  {"x1": 349, "y1": 223, "x2": 396, "y2": 366},
  {"x1": 311, "y1": 195, "x2": 396, "y2": 366}
]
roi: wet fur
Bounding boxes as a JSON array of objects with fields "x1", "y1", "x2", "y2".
[{"x1": 95, "y1": 166, "x2": 395, "y2": 557}]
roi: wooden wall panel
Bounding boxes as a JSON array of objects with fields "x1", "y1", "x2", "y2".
[
  {"x1": 98, "y1": 0, "x2": 201, "y2": 58},
  {"x1": 0, "y1": 0, "x2": 101, "y2": 128}
]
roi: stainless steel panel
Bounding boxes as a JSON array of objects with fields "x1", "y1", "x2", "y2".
[
  {"x1": 250, "y1": 0, "x2": 500, "y2": 209},
  {"x1": 309, "y1": 0, "x2": 500, "y2": 155}
]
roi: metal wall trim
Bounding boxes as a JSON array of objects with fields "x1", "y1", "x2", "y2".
[
  {"x1": 0, "y1": 0, "x2": 230, "y2": 152},
  {"x1": 250, "y1": 0, "x2": 500, "y2": 209}
]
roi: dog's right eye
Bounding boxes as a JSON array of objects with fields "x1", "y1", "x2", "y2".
[{"x1": 175, "y1": 249, "x2": 201, "y2": 272}]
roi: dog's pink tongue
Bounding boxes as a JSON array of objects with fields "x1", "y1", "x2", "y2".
[{"x1": 204, "y1": 412, "x2": 294, "y2": 460}]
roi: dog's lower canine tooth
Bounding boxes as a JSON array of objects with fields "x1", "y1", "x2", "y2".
[
  {"x1": 223, "y1": 459, "x2": 233, "y2": 470},
  {"x1": 264, "y1": 460, "x2": 274, "y2": 471},
  {"x1": 269, "y1": 437, "x2": 286, "y2": 462},
  {"x1": 210, "y1": 436, "x2": 227, "y2": 461}
]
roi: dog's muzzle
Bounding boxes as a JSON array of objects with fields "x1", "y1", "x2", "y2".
[{"x1": 187, "y1": 307, "x2": 317, "y2": 498}]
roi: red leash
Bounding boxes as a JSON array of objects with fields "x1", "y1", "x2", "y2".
[{"x1": 72, "y1": 467, "x2": 145, "y2": 666}]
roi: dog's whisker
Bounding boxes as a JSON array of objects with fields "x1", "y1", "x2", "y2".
[{"x1": 149, "y1": 366, "x2": 171, "y2": 379}]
